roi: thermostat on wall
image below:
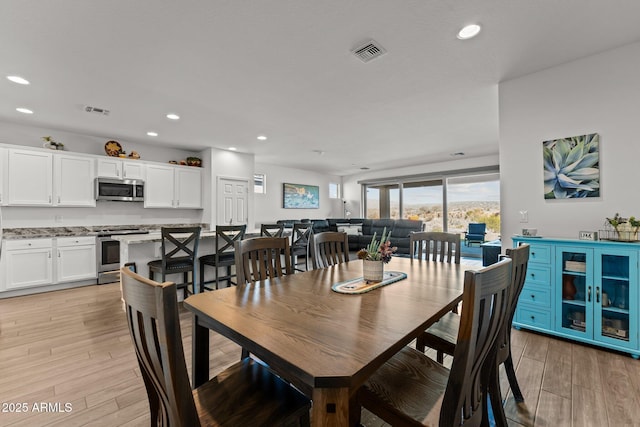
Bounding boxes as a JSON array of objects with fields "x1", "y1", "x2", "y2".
[{"x1": 579, "y1": 231, "x2": 598, "y2": 241}]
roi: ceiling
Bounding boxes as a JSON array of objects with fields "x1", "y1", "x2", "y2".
[{"x1": 2, "y1": 1, "x2": 640, "y2": 176}]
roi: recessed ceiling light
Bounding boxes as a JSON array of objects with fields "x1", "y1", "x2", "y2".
[
  {"x1": 257, "y1": 135, "x2": 267, "y2": 141},
  {"x1": 457, "y1": 24, "x2": 481, "y2": 40},
  {"x1": 147, "y1": 131, "x2": 158, "y2": 137},
  {"x1": 229, "y1": 147, "x2": 237, "y2": 151},
  {"x1": 16, "y1": 107, "x2": 33, "y2": 114},
  {"x1": 7, "y1": 75, "x2": 30, "y2": 85},
  {"x1": 166, "y1": 113, "x2": 180, "y2": 120}
]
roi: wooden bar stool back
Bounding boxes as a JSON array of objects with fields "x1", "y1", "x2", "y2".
[{"x1": 199, "y1": 225, "x2": 246, "y2": 291}]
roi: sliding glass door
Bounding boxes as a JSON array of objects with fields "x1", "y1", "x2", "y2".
[{"x1": 446, "y1": 174, "x2": 500, "y2": 242}]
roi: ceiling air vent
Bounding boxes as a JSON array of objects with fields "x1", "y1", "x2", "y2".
[
  {"x1": 84, "y1": 105, "x2": 110, "y2": 116},
  {"x1": 351, "y1": 40, "x2": 387, "y2": 63}
]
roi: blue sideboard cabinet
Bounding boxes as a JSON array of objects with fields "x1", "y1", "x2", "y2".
[{"x1": 512, "y1": 236, "x2": 639, "y2": 359}]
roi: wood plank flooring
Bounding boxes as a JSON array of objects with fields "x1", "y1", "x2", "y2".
[{"x1": 1, "y1": 283, "x2": 639, "y2": 426}]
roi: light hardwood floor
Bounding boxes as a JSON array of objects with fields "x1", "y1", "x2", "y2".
[{"x1": 1, "y1": 283, "x2": 639, "y2": 426}]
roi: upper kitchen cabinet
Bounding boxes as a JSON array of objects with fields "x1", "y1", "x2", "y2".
[
  {"x1": 96, "y1": 158, "x2": 145, "y2": 180},
  {"x1": 54, "y1": 154, "x2": 96, "y2": 207},
  {"x1": 0, "y1": 147, "x2": 7, "y2": 205},
  {"x1": 7, "y1": 149, "x2": 53, "y2": 206},
  {"x1": 144, "y1": 164, "x2": 202, "y2": 209},
  {"x1": 7, "y1": 149, "x2": 95, "y2": 207}
]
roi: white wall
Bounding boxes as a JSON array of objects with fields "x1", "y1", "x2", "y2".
[
  {"x1": 204, "y1": 148, "x2": 255, "y2": 228},
  {"x1": 0, "y1": 120, "x2": 205, "y2": 228},
  {"x1": 254, "y1": 163, "x2": 343, "y2": 227},
  {"x1": 499, "y1": 41, "x2": 640, "y2": 245},
  {"x1": 341, "y1": 154, "x2": 500, "y2": 217}
]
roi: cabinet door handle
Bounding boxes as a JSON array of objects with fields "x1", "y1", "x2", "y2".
[
  {"x1": 531, "y1": 252, "x2": 535, "y2": 256},
  {"x1": 530, "y1": 315, "x2": 535, "y2": 321},
  {"x1": 531, "y1": 294, "x2": 535, "y2": 299},
  {"x1": 58, "y1": 249, "x2": 61, "y2": 257},
  {"x1": 596, "y1": 286, "x2": 600, "y2": 303},
  {"x1": 58, "y1": 196, "x2": 61, "y2": 204},
  {"x1": 48, "y1": 250, "x2": 52, "y2": 258},
  {"x1": 49, "y1": 195, "x2": 52, "y2": 203},
  {"x1": 530, "y1": 273, "x2": 535, "y2": 278},
  {"x1": 588, "y1": 286, "x2": 592, "y2": 302}
]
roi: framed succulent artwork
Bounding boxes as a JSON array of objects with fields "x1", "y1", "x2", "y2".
[{"x1": 543, "y1": 133, "x2": 600, "y2": 199}]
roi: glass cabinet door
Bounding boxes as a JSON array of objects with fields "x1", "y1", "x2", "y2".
[
  {"x1": 557, "y1": 247, "x2": 593, "y2": 339},
  {"x1": 595, "y1": 250, "x2": 638, "y2": 350}
]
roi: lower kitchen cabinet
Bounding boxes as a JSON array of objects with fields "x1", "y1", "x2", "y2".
[
  {"x1": 56, "y1": 236, "x2": 97, "y2": 282},
  {"x1": 4, "y1": 238, "x2": 54, "y2": 290},
  {"x1": 513, "y1": 236, "x2": 640, "y2": 359},
  {"x1": 2, "y1": 237, "x2": 97, "y2": 292}
]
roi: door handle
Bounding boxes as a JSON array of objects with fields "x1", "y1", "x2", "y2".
[
  {"x1": 587, "y1": 286, "x2": 591, "y2": 302},
  {"x1": 596, "y1": 286, "x2": 600, "y2": 303}
]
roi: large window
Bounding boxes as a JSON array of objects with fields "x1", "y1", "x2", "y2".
[{"x1": 362, "y1": 168, "x2": 499, "y2": 239}]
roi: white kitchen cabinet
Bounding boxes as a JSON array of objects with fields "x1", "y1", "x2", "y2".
[
  {"x1": 7, "y1": 149, "x2": 53, "y2": 206},
  {"x1": 0, "y1": 147, "x2": 7, "y2": 205},
  {"x1": 55, "y1": 236, "x2": 96, "y2": 282},
  {"x1": 54, "y1": 154, "x2": 96, "y2": 207},
  {"x1": 145, "y1": 164, "x2": 202, "y2": 209},
  {"x1": 97, "y1": 158, "x2": 145, "y2": 180},
  {"x1": 4, "y1": 238, "x2": 54, "y2": 290},
  {"x1": 175, "y1": 167, "x2": 202, "y2": 208}
]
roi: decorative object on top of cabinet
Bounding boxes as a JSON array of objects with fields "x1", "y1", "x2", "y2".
[
  {"x1": 179, "y1": 160, "x2": 187, "y2": 165},
  {"x1": 104, "y1": 140, "x2": 122, "y2": 156},
  {"x1": 168, "y1": 160, "x2": 178, "y2": 164},
  {"x1": 599, "y1": 213, "x2": 640, "y2": 242},
  {"x1": 128, "y1": 150, "x2": 140, "y2": 159},
  {"x1": 579, "y1": 231, "x2": 598, "y2": 241},
  {"x1": 42, "y1": 136, "x2": 64, "y2": 150},
  {"x1": 186, "y1": 156, "x2": 202, "y2": 167},
  {"x1": 543, "y1": 133, "x2": 599, "y2": 199}
]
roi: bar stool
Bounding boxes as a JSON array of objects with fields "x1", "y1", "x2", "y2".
[
  {"x1": 147, "y1": 226, "x2": 201, "y2": 298},
  {"x1": 199, "y1": 225, "x2": 246, "y2": 290}
]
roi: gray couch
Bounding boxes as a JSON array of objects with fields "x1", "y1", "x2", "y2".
[{"x1": 275, "y1": 218, "x2": 423, "y2": 255}]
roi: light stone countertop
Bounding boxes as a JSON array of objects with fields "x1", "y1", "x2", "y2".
[
  {"x1": 112, "y1": 230, "x2": 216, "y2": 244},
  {"x1": 1, "y1": 224, "x2": 209, "y2": 240}
]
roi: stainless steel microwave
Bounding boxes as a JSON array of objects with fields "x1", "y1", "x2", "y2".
[{"x1": 95, "y1": 178, "x2": 144, "y2": 202}]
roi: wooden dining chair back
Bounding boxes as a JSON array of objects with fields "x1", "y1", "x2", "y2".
[
  {"x1": 357, "y1": 258, "x2": 512, "y2": 427},
  {"x1": 121, "y1": 267, "x2": 311, "y2": 427},
  {"x1": 410, "y1": 231, "x2": 461, "y2": 264},
  {"x1": 147, "y1": 226, "x2": 201, "y2": 298},
  {"x1": 291, "y1": 222, "x2": 313, "y2": 272},
  {"x1": 260, "y1": 223, "x2": 285, "y2": 237},
  {"x1": 199, "y1": 224, "x2": 246, "y2": 291},
  {"x1": 235, "y1": 237, "x2": 292, "y2": 285},
  {"x1": 310, "y1": 231, "x2": 350, "y2": 269}
]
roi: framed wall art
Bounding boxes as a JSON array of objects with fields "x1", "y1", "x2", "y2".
[
  {"x1": 283, "y1": 183, "x2": 320, "y2": 209},
  {"x1": 543, "y1": 133, "x2": 600, "y2": 199}
]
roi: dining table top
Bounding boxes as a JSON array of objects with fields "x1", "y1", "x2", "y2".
[{"x1": 184, "y1": 256, "x2": 474, "y2": 397}]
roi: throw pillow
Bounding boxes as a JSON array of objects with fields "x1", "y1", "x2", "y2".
[{"x1": 337, "y1": 224, "x2": 362, "y2": 236}]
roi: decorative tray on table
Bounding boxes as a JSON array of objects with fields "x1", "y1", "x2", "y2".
[{"x1": 331, "y1": 271, "x2": 407, "y2": 294}]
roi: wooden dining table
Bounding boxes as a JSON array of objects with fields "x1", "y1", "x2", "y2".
[{"x1": 184, "y1": 256, "x2": 474, "y2": 426}]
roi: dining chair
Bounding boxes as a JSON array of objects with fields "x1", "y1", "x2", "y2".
[
  {"x1": 417, "y1": 244, "x2": 530, "y2": 425},
  {"x1": 147, "y1": 226, "x2": 201, "y2": 299},
  {"x1": 357, "y1": 258, "x2": 512, "y2": 427},
  {"x1": 199, "y1": 224, "x2": 246, "y2": 291},
  {"x1": 235, "y1": 236, "x2": 292, "y2": 285},
  {"x1": 310, "y1": 231, "x2": 349, "y2": 269},
  {"x1": 260, "y1": 223, "x2": 285, "y2": 237},
  {"x1": 120, "y1": 267, "x2": 311, "y2": 427},
  {"x1": 291, "y1": 222, "x2": 313, "y2": 272},
  {"x1": 410, "y1": 231, "x2": 461, "y2": 263}
]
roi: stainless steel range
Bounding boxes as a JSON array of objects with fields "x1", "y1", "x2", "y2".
[{"x1": 95, "y1": 228, "x2": 148, "y2": 284}]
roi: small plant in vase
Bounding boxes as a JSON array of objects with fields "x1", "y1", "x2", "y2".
[{"x1": 357, "y1": 227, "x2": 397, "y2": 282}]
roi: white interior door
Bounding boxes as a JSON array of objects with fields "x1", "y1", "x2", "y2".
[{"x1": 218, "y1": 178, "x2": 248, "y2": 226}]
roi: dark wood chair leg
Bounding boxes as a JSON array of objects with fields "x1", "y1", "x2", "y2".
[
  {"x1": 241, "y1": 348, "x2": 250, "y2": 359},
  {"x1": 415, "y1": 334, "x2": 425, "y2": 352},
  {"x1": 436, "y1": 351, "x2": 444, "y2": 364},
  {"x1": 504, "y1": 352, "x2": 524, "y2": 402},
  {"x1": 488, "y1": 361, "x2": 509, "y2": 427}
]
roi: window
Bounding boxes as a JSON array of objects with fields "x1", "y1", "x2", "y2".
[
  {"x1": 446, "y1": 174, "x2": 500, "y2": 241},
  {"x1": 329, "y1": 182, "x2": 341, "y2": 199},
  {"x1": 254, "y1": 174, "x2": 266, "y2": 194},
  {"x1": 403, "y1": 180, "x2": 443, "y2": 230}
]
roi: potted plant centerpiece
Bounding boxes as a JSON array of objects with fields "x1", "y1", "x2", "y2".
[{"x1": 357, "y1": 227, "x2": 397, "y2": 282}]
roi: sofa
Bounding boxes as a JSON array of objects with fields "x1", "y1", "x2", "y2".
[{"x1": 275, "y1": 218, "x2": 424, "y2": 255}]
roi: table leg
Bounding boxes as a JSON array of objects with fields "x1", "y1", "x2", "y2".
[
  {"x1": 312, "y1": 387, "x2": 349, "y2": 426},
  {"x1": 192, "y1": 315, "x2": 209, "y2": 388}
]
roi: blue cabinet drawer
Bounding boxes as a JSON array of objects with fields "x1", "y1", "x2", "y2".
[
  {"x1": 517, "y1": 307, "x2": 551, "y2": 329},
  {"x1": 525, "y1": 266, "x2": 551, "y2": 287},
  {"x1": 518, "y1": 286, "x2": 551, "y2": 309},
  {"x1": 528, "y1": 244, "x2": 551, "y2": 264}
]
